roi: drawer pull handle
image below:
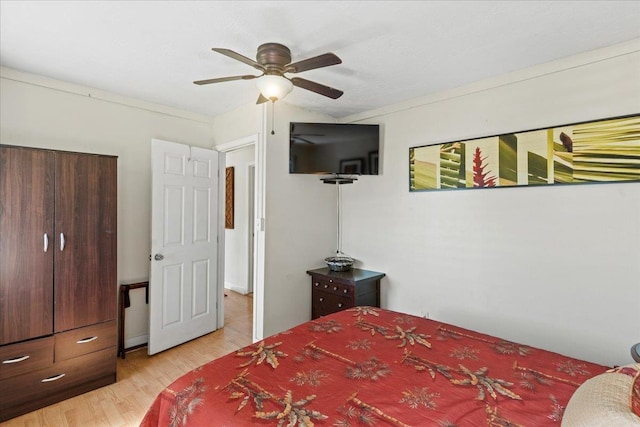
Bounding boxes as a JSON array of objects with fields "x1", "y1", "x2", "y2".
[
  {"x1": 319, "y1": 297, "x2": 324, "y2": 302},
  {"x1": 60, "y1": 233, "x2": 66, "y2": 251},
  {"x1": 42, "y1": 373, "x2": 66, "y2": 383},
  {"x1": 76, "y1": 336, "x2": 98, "y2": 344},
  {"x1": 44, "y1": 233, "x2": 49, "y2": 252},
  {"x1": 2, "y1": 355, "x2": 30, "y2": 364},
  {"x1": 338, "y1": 303, "x2": 343, "y2": 308}
]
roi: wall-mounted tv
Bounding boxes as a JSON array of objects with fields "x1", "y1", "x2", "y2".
[{"x1": 289, "y1": 122, "x2": 380, "y2": 175}]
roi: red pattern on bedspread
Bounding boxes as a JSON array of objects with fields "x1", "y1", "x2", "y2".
[{"x1": 140, "y1": 307, "x2": 607, "y2": 426}]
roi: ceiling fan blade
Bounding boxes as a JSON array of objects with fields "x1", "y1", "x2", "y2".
[
  {"x1": 212, "y1": 48, "x2": 265, "y2": 72},
  {"x1": 290, "y1": 77, "x2": 343, "y2": 99},
  {"x1": 193, "y1": 75, "x2": 257, "y2": 85},
  {"x1": 256, "y1": 93, "x2": 269, "y2": 104},
  {"x1": 285, "y1": 53, "x2": 342, "y2": 73}
]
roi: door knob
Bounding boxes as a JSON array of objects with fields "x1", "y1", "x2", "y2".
[{"x1": 154, "y1": 254, "x2": 164, "y2": 261}]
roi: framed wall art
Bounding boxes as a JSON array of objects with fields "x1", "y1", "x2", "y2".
[
  {"x1": 409, "y1": 115, "x2": 640, "y2": 192},
  {"x1": 225, "y1": 166, "x2": 234, "y2": 229}
]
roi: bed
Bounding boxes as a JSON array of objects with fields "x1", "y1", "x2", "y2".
[{"x1": 140, "y1": 307, "x2": 639, "y2": 426}]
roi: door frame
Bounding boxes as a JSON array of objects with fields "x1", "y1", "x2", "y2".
[
  {"x1": 247, "y1": 162, "x2": 255, "y2": 294},
  {"x1": 215, "y1": 133, "x2": 264, "y2": 342}
]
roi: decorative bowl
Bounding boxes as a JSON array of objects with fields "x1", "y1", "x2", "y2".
[{"x1": 324, "y1": 256, "x2": 354, "y2": 272}]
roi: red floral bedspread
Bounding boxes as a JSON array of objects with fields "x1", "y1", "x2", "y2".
[{"x1": 140, "y1": 307, "x2": 607, "y2": 426}]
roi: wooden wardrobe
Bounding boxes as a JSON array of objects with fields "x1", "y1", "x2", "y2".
[{"x1": 0, "y1": 145, "x2": 117, "y2": 421}]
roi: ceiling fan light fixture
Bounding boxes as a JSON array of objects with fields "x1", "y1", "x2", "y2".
[{"x1": 256, "y1": 75, "x2": 293, "y2": 101}]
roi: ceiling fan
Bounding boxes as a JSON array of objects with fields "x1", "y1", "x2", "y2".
[{"x1": 194, "y1": 43, "x2": 344, "y2": 104}]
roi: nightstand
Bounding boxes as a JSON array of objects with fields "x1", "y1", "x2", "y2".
[{"x1": 307, "y1": 267, "x2": 385, "y2": 319}]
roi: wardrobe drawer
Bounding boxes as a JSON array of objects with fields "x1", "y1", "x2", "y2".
[
  {"x1": 0, "y1": 346, "x2": 116, "y2": 410},
  {"x1": 55, "y1": 320, "x2": 116, "y2": 361},
  {"x1": 0, "y1": 336, "x2": 54, "y2": 380}
]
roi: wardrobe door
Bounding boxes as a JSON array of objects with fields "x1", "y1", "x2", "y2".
[
  {"x1": 54, "y1": 153, "x2": 117, "y2": 332},
  {"x1": 0, "y1": 146, "x2": 55, "y2": 344}
]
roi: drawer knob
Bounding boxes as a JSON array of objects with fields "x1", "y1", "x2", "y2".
[
  {"x1": 76, "y1": 336, "x2": 98, "y2": 344},
  {"x1": 343, "y1": 289, "x2": 348, "y2": 293},
  {"x1": 2, "y1": 355, "x2": 30, "y2": 364},
  {"x1": 319, "y1": 297, "x2": 324, "y2": 302},
  {"x1": 333, "y1": 286, "x2": 338, "y2": 290},
  {"x1": 323, "y1": 284, "x2": 328, "y2": 288},
  {"x1": 338, "y1": 303, "x2": 343, "y2": 308},
  {"x1": 41, "y1": 373, "x2": 66, "y2": 383},
  {"x1": 314, "y1": 282, "x2": 319, "y2": 287}
]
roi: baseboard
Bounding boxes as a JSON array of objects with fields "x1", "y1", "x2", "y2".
[
  {"x1": 225, "y1": 283, "x2": 249, "y2": 295},
  {"x1": 125, "y1": 334, "x2": 148, "y2": 349}
]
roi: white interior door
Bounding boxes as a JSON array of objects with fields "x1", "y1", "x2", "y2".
[{"x1": 149, "y1": 139, "x2": 223, "y2": 355}]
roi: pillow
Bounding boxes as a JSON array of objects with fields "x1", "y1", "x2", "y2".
[
  {"x1": 633, "y1": 369, "x2": 640, "y2": 417},
  {"x1": 562, "y1": 363, "x2": 640, "y2": 426}
]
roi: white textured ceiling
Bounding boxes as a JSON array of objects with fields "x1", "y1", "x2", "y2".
[{"x1": 1, "y1": 1, "x2": 639, "y2": 119}]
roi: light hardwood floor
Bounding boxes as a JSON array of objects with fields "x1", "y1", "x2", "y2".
[{"x1": 1, "y1": 291, "x2": 253, "y2": 427}]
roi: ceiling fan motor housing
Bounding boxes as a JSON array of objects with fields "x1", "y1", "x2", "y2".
[{"x1": 257, "y1": 43, "x2": 291, "y2": 74}]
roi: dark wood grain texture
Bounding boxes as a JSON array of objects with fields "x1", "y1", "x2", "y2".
[
  {"x1": 54, "y1": 320, "x2": 117, "y2": 361},
  {"x1": 0, "y1": 347, "x2": 116, "y2": 421},
  {"x1": 54, "y1": 153, "x2": 117, "y2": 332},
  {"x1": 0, "y1": 146, "x2": 118, "y2": 422},
  {"x1": 0, "y1": 146, "x2": 55, "y2": 344},
  {"x1": 0, "y1": 336, "x2": 54, "y2": 380},
  {"x1": 307, "y1": 267, "x2": 385, "y2": 319}
]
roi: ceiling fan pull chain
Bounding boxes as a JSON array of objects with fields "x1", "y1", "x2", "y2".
[
  {"x1": 337, "y1": 182, "x2": 341, "y2": 254},
  {"x1": 271, "y1": 101, "x2": 276, "y2": 135}
]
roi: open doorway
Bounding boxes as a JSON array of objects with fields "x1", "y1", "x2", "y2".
[
  {"x1": 223, "y1": 145, "x2": 255, "y2": 296},
  {"x1": 221, "y1": 143, "x2": 256, "y2": 340},
  {"x1": 216, "y1": 132, "x2": 264, "y2": 343}
]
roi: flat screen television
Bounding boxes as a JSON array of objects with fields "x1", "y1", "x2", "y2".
[{"x1": 289, "y1": 122, "x2": 380, "y2": 175}]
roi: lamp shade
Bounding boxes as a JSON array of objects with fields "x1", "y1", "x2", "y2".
[{"x1": 256, "y1": 75, "x2": 293, "y2": 101}]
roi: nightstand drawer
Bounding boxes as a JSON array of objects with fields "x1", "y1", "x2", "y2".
[
  {"x1": 312, "y1": 278, "x2": 354, "y2": 297},
  {"x1": 308, "y1": 268, "x2": 385, "y2": 320},
  {"x1": 55, "y1": 320, "x2": 116, "y2": 361},
  {"x1": 0, "y1": 336, "x2": 54, "y2": 380},
  {"x1": 312, "y1": 289, "x2": 352, "y2": 315}
]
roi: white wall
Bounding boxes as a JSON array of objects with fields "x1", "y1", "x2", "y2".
[
  {"x1": 338, "y1": 40, "x2": 640, "y2": 367},
  {"x1": 262, "y1": 103, "x2": 338, "y2": 336},
  {"x1": 0, "y1": 67, "x2": 214, "y2": 348},
  {"x1": 224, "y1": 145, "x2": 255, "y2": 294},
  {"x1": 211, "y1": 103, "x2": 262, "y2": 145}
]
